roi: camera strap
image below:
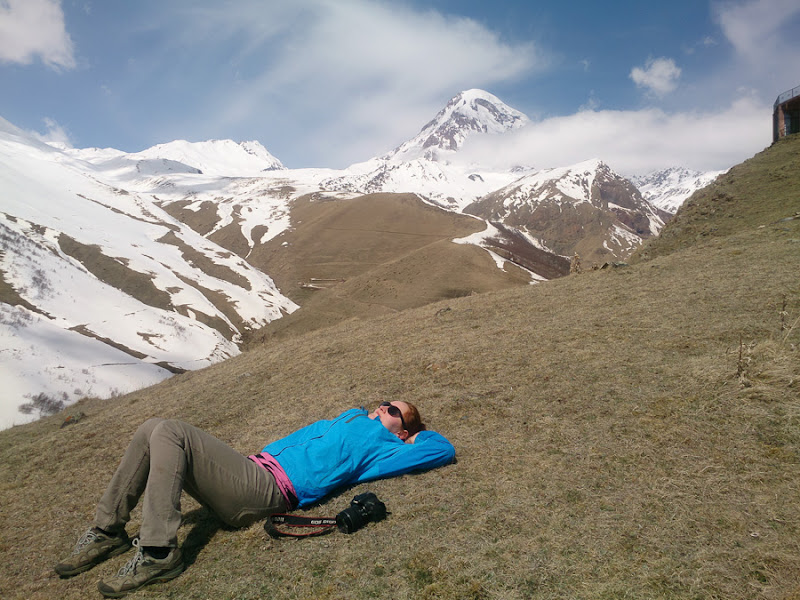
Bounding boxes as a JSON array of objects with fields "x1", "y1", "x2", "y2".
[{"x1": 266, "y1": 514, "x2": 338, "y2": 538}]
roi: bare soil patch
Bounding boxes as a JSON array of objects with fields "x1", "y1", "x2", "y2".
[{"x1": 58, "y1": 233, "x2": 173, "y2": 311}]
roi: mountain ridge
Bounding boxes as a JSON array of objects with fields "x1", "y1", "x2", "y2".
[
  {"x1": 465, "y1": 159, "x2": 666, "y2": 265},
  {"x1": 387, "y1": 88, "x2": 530, "y2": 161},
  {"x1": 0, "y1": 125, "x2": 298, "y2": 428},
  {"x1": 0, "y1": 89, "x2": 728, "y2": 428},
  {"x1": 632, "y1": 166, "x2": 727, "y2": 213}
]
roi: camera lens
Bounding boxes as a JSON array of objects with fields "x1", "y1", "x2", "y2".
[
  {"x1": 336, "y1": 505, "x2": 367, "y2": 534},
  {"x1": 336, "y1": 492, "x2": 387, "y2": 534}
]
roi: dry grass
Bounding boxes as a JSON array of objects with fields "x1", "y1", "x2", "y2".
[
  {"x1": 246, "y1": 192, "x2": 531, "y2": 342},
  {"x1": 1, "y1": 137, "x2": 799, "y2": 599}
]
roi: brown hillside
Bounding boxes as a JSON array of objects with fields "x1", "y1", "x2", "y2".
[
  {"x1": 0, "y1": 138, "x2": 798, "y2": 600},
  {"x1": 246, "y1": 193, "x2": 535, "y2": 340},
  {"x1": 633, "y1": 135, "x2": 800, "y2": 262}
]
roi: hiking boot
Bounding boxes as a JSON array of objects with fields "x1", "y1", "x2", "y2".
[
  {"x1": 54, "y1": 527, "x2": 132, "y2": 577},
  {"x1": 97, "y1": 540, "x2": 184, "y2": 598}
]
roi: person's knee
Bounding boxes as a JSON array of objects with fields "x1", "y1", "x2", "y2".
[
  {"x1": 135, "y1": 417, "x2": 164, "y2": 440},
  {"x1": 150, "y1": 419, "x2": 192, "y2": 445}
]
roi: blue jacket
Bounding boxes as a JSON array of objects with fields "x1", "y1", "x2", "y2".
[{"x1": 263, "y1": 408, "x2": 455, "y2": 507}]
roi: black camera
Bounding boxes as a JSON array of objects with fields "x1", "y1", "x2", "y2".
[{"x1": 336, "y1": 492, "x2": 387, "y2": 534}]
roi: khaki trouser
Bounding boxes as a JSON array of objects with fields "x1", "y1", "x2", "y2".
[{"x1": 94, "y1": 418, "x2": 286, "y2": 547}]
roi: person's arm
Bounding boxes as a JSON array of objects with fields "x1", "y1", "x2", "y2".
[
  {"x1": 402, "y1": 430, "x2": 455, "y2": 463},
  {"x1": 357, "y1": 429, "x2": 455, "y2": 484}
]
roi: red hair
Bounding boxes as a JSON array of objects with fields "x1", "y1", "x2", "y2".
[{"x1": 402, "y1": 402, "x2": 424, "y2": 436}]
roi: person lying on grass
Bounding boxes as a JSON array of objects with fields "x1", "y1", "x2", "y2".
[{"x1": 54, "y1": 401, "x2": 455, "y2": 598}]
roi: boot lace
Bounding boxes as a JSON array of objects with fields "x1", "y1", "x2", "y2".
[
  {"x1": 71, "y1": 528, "x2": 100, "y2": 555},
  {"x1": 116, "y1": 538, "x2": 143, "y2": 576}
]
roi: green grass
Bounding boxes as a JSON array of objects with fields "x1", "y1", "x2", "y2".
[{"x1": 0, "y1": 136, "x2": 799, "y2": 599}]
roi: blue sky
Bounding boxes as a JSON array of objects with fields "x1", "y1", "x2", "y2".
[{"x1": 1, "y1": 0, "x2": 799, "y2": 174}]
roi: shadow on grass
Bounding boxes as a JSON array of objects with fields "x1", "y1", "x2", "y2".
[{"x1": 180, "y1": 508, "x2": 228, "y2": 568}]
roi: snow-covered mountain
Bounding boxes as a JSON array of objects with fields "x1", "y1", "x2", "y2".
[
  {"x1": 632, "y1": 167, "x2": 726, "y2": 214},
  {"x1": 0, "y1": 118, "x2": 297, "y2": 428},
  {"x1": 68, "y1": 139, "x2": 285, "y2": 178},
  {"x1": 465, "y1": 159, "x2": 664, "y2": 265},
  {"x1": 0, "y1": 89, "x2": 726, "y2": 429},
  {"x1": 387, "y1": 88, "x2": 529, "y2": 161},
  {"x1": 320, "y1": 156, "x2": 519, "y2": 212},
  {"x1": 322, "y1": 90, "x2": 721, "y2": 216},
  {"x1": 317, "y1": 91, "x2": 718, "y2": 267},
  {"x1": 320, "y1": 90, "x2": 533, "y2": 211}
]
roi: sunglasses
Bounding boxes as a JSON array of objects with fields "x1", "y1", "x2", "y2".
[{"x1": 379, "y1": 402, "x2": 407, "y2": 430}]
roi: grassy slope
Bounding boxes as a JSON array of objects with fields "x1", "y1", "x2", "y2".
[
  {"x1": 0, "y1": 138, "x2": 799, "y2": 599},
  {"x1": 246, "y1": 192, "x2": 531, "y2": 341}
]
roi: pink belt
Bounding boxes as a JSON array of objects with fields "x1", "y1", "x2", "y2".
[{"x1": 248, "y1": 452, "x2": 298, "y2": 510}]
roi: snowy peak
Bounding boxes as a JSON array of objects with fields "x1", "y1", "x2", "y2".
[
  {"x1": 388, "y1": 89, "x2": 529, "y2": 161},
  {"x1": 631, "y1": 167, "x2": 726, "y2": 214},
  {"x1": 65, "y1": 139, "x2": 287, "y2": 182},
  {"x1": 480, "y1": 159, "x2": 643, "y2": 211},
  {"x1": 507, "y1": 158, "x2": 608, "y2": 205},
  {"x1": 323, "y1": 90, "x2": 531, "y2": 209},
  {"x1": 465, "y1": 158, "x2": 664, "y2": 264},
  {"x1": 136, "y1": 139, "x2": 286, "y2": 177},
  {"x1": 0, "y1": 125, "x2": 297, "y2": 428}
]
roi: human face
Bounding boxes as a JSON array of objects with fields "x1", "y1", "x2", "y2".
[
  {"x1": 372, "y1": 401, "x2": 410, "y2": 439},
  {"x1": 379, "y1": 401, "x2": 407, "y2": 430}
]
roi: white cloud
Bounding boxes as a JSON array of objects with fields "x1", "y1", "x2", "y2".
[
  {"x1": 31, "y1": 117, "x2": 73, "y2": 148},
  {"x1": 0, "y1": 0, "x2": 75, "y2": 69},
  {"x1": 147, "y1": 0, "x2": 545, "y2": 166},
  {"x1": 703, "y1": 0, "x2": 800, "y2": 109},
  {"x1": 714, "y1": 0, "x2": 800, "y2": 63},
  {"x1": 459, "y1": 93, "x2": 770, "y2": 176},
  {"x1": 630, "y1": 57, "x2": 682, "y2": 97},
  {"x1": 683, "y1": 35, "x2": 717, "y2": 55},
  {"x1": 579, "y1": 91, "x2": 600, "y2": 112}
]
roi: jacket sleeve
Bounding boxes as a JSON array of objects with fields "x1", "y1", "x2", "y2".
[{"x1": 356, "y1": 430, "x2": 455, "y2": 483}]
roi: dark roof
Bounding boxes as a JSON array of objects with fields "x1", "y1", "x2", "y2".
[{"x1": 775, "y1": 85, "x2": 800, "y2": 109}]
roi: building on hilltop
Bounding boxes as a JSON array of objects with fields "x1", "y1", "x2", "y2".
[{"x1": 773, "y1": 84, "x2": 800, "y2": 142}]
